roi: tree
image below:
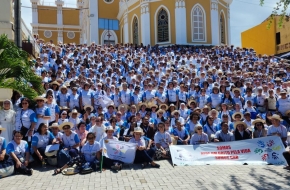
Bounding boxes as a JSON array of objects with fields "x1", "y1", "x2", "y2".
[
  {"x1": 260, "y1": 0, "x2": 290, "y2": 27},
  {"x1": 0, "y1": 34, "x2": 44, "y2": 100}
]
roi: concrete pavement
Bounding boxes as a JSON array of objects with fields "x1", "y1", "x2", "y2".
[{"x1": 1, "y1": 160, "x2": 290, "y2": 190}]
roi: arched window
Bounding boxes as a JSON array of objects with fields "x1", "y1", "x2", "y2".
[
  {"x1": 192, "y1": 5, "x2": 205, "y2": 41},
  {"x1": 157, "y1": 8, "x2": 169, "y2": 43},
  {"x1": 220, "y1": 13, "x2": 226, "y2": 44},
  {"x1": 132, "y1": 17, "x2": 138, "y2": 45}
]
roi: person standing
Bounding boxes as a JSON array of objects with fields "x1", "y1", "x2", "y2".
[{"x1": 0, "y1": 100, "x2": 16, "y2": 142}]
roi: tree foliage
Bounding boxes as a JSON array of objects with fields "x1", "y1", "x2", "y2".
[
  {"x1": 0, "y1": 34, "x2": 44, "y2": 99},
  {"x1": 260, "y1": 0, "x2": 290, "y2": 27}
]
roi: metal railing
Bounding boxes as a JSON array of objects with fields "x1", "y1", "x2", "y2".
[
  {"x1": 39, "y1": 1, "x2": 77, "y2": 8},
  {"x1": 21, "y1": 19, "x2": 40, "y2": 57}
]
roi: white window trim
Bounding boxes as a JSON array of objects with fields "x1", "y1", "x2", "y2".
[
  {"x1": 154, "y1": 5, "x2": 171, "y2": 45},
  {"x1": 220, "y1": 10, "x2": 227, "y2": 45},
  {"x1": 101, "y1": 30, "x2": 118, "y2": 45},
  {"x1": 191, "y1": 4, "x2": 207, "y2": 43}
]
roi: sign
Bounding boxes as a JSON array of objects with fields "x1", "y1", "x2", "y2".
[
  {"x1": 103, "y1": 140, "x2": 137, "y2": 164},
  {"x1": 170, "y1": 136, "x2": 286, "y2": 166}
]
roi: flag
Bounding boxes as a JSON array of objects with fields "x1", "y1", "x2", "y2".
[{"x1": 102, "y1": 140, "x2": 137, "y2": 164}]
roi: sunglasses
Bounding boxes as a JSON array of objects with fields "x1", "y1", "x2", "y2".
[
  {"x1": 96, "y1": 120, "x2": 101, "y2": 122},
  {"x1": 197, "y1": 128, "x2": 202, "y2": 130},
  {"x1": 63, "y1": 127, "x2": 70, "y2": 130},
  {"x1": 22, "y1": 102, "x2": 28, "y2": 105},
  {"x1": 87, "y1": 137, "x2": 94, "y2": 140}
]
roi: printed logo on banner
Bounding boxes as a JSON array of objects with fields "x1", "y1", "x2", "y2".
[
  {"x1": 113, "y1": 144, "x2": 126, "y2": 156},
  {"x1": 255, "y1": 139, "x2": 284, "y2": 164}
]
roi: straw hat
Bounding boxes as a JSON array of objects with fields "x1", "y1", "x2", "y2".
[
  {"x1": 252, "y1": 119, "x2": 265, "y2": 126},
  {"x1": 50, "y1": 81, "x2": 60, "y2": 86},
  {"x1": 0, "y1": 125, "x2": 6, "y2": 131},
  {"x1": 156, "y1": 109, "x2": 165, "y2": 115},
  {"x1": 59, "y1": 122, "x2": 73, "y2": 130},
  {"x1": 60, "y1": 106, "x2": 70, "y2": 110},
  {"x1": 159, "y1": 104, "x2": 169, "y2": 110},
  {"x1": 232, "y1": 88, "x2": 241, "y2": 93},
  {"x1": 148, "y1": 102, "x2": 158, "y2": 109},
  {"x1": 138, "y1": 102, "x2": 148, "y2": 109},
  {"x1": 84, "y1": 105, "x2": 94, "y2": 111},
  {"x1": 168, "y1": 104, "x2": 176, "y2": 109},
  {"x1": 234, "y1": 121, "x2": 247, "y2": 129},
  {"x1": 171, "y1": 110, "x2": 180, "y2": 116},
  {"x1": 62, "y1": 167, "x2": 79, "y2": 175},
  {"x1": 133, "y1": 127, "x2": 144, "y2": 135},
  {"x1": 187, "y1": 100, "x2": 196, "y2": 107},
  {"x1": 118, "y1": 104, "x2": 129, "y2": 111},
  {"x1": 106, "y1": 125, "x2": 115, "y2": 132},
  {"x1": 34, "y1": 96, "x2": 47, "y2": 102},
  {"x1": 269, "y1": 114, "x2": 283, "y2": 121},
  {"x1": 202, "y1": 105, "x2": 211, "y2": 112},
  {"x1": 49, "y1": 123, "x2": 59, "y2": 129},
  {"x1": 107, "y1": 104, "x2": 115, "y2": 109},
  {"x1": 69, "y1": 109, "x2": 80, "y2": 117},
  {"x1": 60, "y1": 85, "x2": 68, "y2": 90},
  {"x1": 232, "y1": 112, "x2": 244, "y2": 120}
]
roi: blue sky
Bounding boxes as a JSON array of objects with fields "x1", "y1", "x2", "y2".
[{"x1": 21, "y1": 0, "x2": 279, "y2": 46}]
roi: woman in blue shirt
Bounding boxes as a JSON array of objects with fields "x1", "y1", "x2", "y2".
[
  {"x1": 59, "y1": 122, "x2": 80, "y2": 158},
  {"x1": 31, "y1": 123, "x2": 56, "y2": 165},
  {"x1": 6, "y1": 131, "x2": 33, "y2": 175},
  {"x1": 15, "y1": 98, "x2": 37, "y2": 142}
]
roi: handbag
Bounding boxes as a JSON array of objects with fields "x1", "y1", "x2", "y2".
[{"x1": 0, "y1": 160, "x2": 14, "y2": 178}]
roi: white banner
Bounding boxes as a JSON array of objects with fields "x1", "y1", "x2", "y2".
[
  {"x1": 170, "y1": 136, "x2": 287, "y2": 166},
  {"x1": 103, "y1": 140, "x2": 137, "y2": 164}
]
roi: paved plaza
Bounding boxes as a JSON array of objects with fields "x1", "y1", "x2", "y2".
[{"x1": 1, "y1": 160, "x2": 290, "y2": 190}]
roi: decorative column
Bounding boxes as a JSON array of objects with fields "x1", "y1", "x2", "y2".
[
  {"x1": 55, "y1": 0, "x2": 64, "y2": 26},
  {"x1": 175, "y1": 0, "x2": 187, "y2": 44},
  {"x1": 30, "y1": 0, "x2": 39, "y2": 24},
  {"x1": 89, "y1": 0, "x2": 99, "y2": 44},
  {"x1": 55, "y1": 1, "x2": 63, "y2": 43},
  {"x1": 57, "y1": 28, "x2": 63, "y2": 42},
  {"x1": 227, "y1": 5, "x2": 231, "y2": 45},
  {"x1": 123, "y1": 13, "x2": 129, "y2": 43},
  {"x1": 78, "y1": 1, "x2": 84, "y2": 44},
  {"x1": 211, "y1": 0, "x2": 219, "y2": 45},
  {"x1": 140, "y1": 3, "x2": 151, "y2": 45}
]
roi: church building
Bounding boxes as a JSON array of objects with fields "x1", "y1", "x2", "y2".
[{"x1": 31, "y1": 0, "x2": 233, "y2": 45}]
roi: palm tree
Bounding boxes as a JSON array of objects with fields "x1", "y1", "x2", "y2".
[{"x1": 0, "y1": 34, "x2": 44, "y2": 99}]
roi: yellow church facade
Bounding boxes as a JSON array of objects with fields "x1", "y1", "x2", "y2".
[{"x1": 31, "y1": 0, "x2": 233, "y2": 45}]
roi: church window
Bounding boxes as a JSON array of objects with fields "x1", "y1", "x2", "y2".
[
  {"x1": 157, "y1": 8, "x2": 169, "y2": 43},
  {"x1": 132, "y1": 17, "x2": 139, "y2": 45},
  {"x1": 220, "y1": 14, "x2": 226, "y2": 44},
  {"x1": 192, "y1": 5, "x2": 205, "y2": 41}
]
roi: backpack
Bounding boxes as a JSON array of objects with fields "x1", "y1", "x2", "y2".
[{"x1": 57, "y1": 149, "x2": 71, "y2": 168}]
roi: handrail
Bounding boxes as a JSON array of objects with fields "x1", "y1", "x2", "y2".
[{"x1": 21, "y1": 19, "x2": 40, "y2": 56}]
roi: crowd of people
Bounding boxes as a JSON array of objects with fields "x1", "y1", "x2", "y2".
[{"x1": 1, "y1": 41, "x2": 290, "y2": 177}]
